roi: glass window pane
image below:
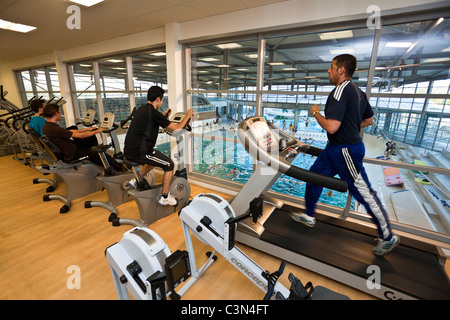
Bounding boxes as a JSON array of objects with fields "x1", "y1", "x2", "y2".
[
  {"x1": 20, "y1": 71, "x2": 33, "y2": 92},
  {"x1": 190, "y1": 39, "x2": 259, "y2": 90},
  {"x1": 76, "y1": 92, "x2": 98, "y2": 120},
  {"x1": 48, "y1": 67, "x2": 60, "y2": 92},
  {"x1": 98, "y1": 57, "x2": 126, "y2": 91},
  {"x1": 103, "y1": 92, "x2": 130, "y2": 122},
  {"x1": 72, "y1": 63, "x2": 95, "y2": 91},
  {"x1": 264, "y1": 27, "x2": 374, "y2": 91},
  {"x1": 191, "y1": 92, "x2": 253, "y2": 183},
  {"x1": 132, "y1": 50, "x2": 167, "y2": 91},
  {"x1": 372, "y1": 18, "x2": 450, "y2": 152}
]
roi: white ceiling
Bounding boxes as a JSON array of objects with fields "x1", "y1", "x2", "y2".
[{"x1": 0, "y1": 0, "x2": 288, "y2": 63}]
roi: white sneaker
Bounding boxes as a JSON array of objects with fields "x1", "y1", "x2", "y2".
[
  {"x1": 158, "y1": 194, "x2": 177, "y2": 206},
  {"x1": 373, "y1": 234, "x2": 400, "y2": 256},
  {"x1": 123, "y1": 178, "x2": 136, "y2": 190},
  {"x1": 289, "y1": 212, "x2": 316, "y2": 227}
]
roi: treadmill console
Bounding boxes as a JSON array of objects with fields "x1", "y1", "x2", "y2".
[{"x1": 248, "y1": 119, "x2": 279, "y2": 153}]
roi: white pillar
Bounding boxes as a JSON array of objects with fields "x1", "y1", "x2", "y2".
[
  {"x1": 165, "y1": 22, "x2": 192, "y2": 170},
  {"x1": 165, "y1": 22, "x2": 184, "y2": 113},
  {"x1": 53, "y1": 50, "x2": 76, "y2": 126}
]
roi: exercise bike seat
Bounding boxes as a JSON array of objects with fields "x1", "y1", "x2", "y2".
[{"x1": 123, "y1": 158, "x2": 142, "y2": 168}]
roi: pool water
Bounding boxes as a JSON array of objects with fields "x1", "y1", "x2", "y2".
[{"x1": 155, "y1": 130, "x2": 352, "y2": 210}]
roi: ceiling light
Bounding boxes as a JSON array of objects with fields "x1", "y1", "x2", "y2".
[
  {"x1": 80, "y1": 64, "x2": 92, "y2": 67},
  {"x1": 151, "y1": 52, "x2": 166, "y2": 56},
  {"x1": 216, "y1": 43, "x2": 242, "y2": 49},
  {"x1": 68, "y1": 0, "x2": 106, "y2": 7},
  {"x1": 199, "y1": 58, "x2": 219, "y2": 62},
  {"x1": 143, "y1": 64, "x2": 159, "y2": 67},
  {"x1": 217, "y1": 64, "x2": 231, "y2": 68},
  {"x1": 385, "y1": 42, "x2": 413, "y2": 48},
  {"x1": 236, "y1": 68, "x2": 249, "y2": 71},
  {"x1": 318, "y1": 30, "x2": 353, "y2": 40},
  {"x1": 422, "y1": 57, "x2": 450, "y2": 63},
  {"x1": 329, "y1": 48, "x2": 355, "y2": 55},
  {"x1": 267, "y1": 62, "x2": 285, "y2": 66},
  {"x1": 106, "y1": 59, "x2": 123, "y2": 63},
  {"x1": 283, "y1": 67, "x2": 297, "y2": 71},
  {"x1": 0, "y1": 19, "x2": 36, "y2": 33}
]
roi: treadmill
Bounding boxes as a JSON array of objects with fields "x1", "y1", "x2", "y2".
[{"x1": 230, "y1": 116, "x2": 450, "y2": 300}]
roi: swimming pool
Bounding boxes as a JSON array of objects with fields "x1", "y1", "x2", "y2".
[{"x1": 155, "y1": 121, "x2": 352, "y2": 210}]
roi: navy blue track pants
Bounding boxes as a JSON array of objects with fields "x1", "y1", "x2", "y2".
[{"x1": 305, "y1": 142, "x2": 393, "y2": 240}]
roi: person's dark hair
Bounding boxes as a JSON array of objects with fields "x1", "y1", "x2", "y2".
[
  {"x1": 333, "y1": 54, "x2": 357, "y2": 77},
  {"x1": 41, "y1": 103, "x2": 60, "y2": 118},
  {"x1": 147, "y1": 86, "x2": 165, "y2": 102},
  {"x1": 30, "y1": 99, "x2": 46, "y2": 114}
]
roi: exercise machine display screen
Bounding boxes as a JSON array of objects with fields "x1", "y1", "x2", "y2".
[
  {"x1": 172, "y1": 115, "x2": 183, "y2": 122},
  {"x1": 165, "y1": 250, "x2": 191, "y2": 299},
  {"x1": 250, "y1": 120, "x2": 278, "y2": 153}
]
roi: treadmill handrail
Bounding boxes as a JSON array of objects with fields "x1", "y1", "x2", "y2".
[
  {"x1": 239, "y1": 117, "x2": 348, "y2": 193},
  {"x1": 285, "y1": 165, "x2": 348, "y2": 193}
]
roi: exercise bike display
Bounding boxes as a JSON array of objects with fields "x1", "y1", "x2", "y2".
[{"x1": 109, "y1": 111, "x2": 191, "y2": 227}]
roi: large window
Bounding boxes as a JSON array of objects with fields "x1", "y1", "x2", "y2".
[
  {"x1": 67, "y1": 48, "x2": 169, "y2": 150},
  {"x1": 371, "y1": 19, "x2": 450, "y2": 151},
  {"x1": 16, "y1": 66, "x2": 65, "y2": 127},
  {"x1": 189, "y1": 39, "x2": 260, "y2": 185},
  {"x1": 186, "y1": 16, "x2": 450, "y2": 240},
  {"x1": 17, "y1": 66, "x2": 61, "y2": 105}
]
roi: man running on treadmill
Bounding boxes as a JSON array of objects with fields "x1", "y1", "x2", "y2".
[
  {"x1": 290, "y1": 54, "x2": 400, "y2": 256},
  {"x1": 123, "y1": 85, "x2": 193, "y2": 206}
]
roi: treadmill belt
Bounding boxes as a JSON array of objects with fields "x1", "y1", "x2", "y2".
[{"x1": 260, "y1": 209, "x2": 450, "y2": 300}]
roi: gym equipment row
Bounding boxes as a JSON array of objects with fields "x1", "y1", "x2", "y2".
[{"x1": 105, "y1": 116, "x2": 450, "y2": 300}]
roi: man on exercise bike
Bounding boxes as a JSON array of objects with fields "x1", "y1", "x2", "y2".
[
  {"x1": 42, "y1": 103, "x2": 126, "y2": 172},
  {"x1": 123, "y1": 86, "x2": 193, "y2": 206}
]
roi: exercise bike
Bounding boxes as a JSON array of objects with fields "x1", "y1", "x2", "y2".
[
  {"x1": 109, "y1": 111, "x2": 191, "y2": 227},
  {"x1": 84, "y1": 112, "x2": 136, "y2": 217},
  {"x1": 36, "y1": 110, "x2": 105, "y2": 213}
]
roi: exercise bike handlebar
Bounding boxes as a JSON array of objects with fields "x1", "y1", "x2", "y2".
[{"x1": 120, "y1": 107, "x2": 136, "y2": 129}]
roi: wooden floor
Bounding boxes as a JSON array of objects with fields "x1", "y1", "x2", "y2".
[{"x1": 0, "y1": 154, "x2": 376, "y2": 300}]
